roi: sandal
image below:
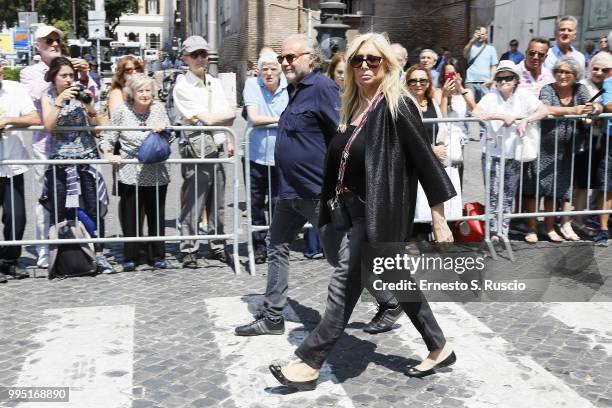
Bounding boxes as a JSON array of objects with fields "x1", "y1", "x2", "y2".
[
  {"x1": 524, "y1": 232, "x2": 538, "y2": 244},
  {"x1": 269, "y1": 364, "x2": 318, "y2": 392},
  {"x1": 546, "y1": 230, "x2": 565, "y2": 243},
  {"x1": 559, "y1": 224, "x2": 580, "y2": 241}
]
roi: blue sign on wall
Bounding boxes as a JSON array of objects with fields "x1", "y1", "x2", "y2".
[{"x1": 13, "y1": 28, "x2": 30, "y2": 50}]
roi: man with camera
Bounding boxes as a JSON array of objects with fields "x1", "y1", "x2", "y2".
[
  {"x1": 0, "y1": 61, "x2": 41, "y2": 283},
  {"x1": 173, "y1": 36, "x2": 236, "y2": 269},
  {"x1": 20, "y1": 24, "x2": 99, "y2": 269}
]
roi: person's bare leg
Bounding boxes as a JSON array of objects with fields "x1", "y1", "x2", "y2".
[{"x1": 599, "y1": 192, "x2": 612, "y2": 232}]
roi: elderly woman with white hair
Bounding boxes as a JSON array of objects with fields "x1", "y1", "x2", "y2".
[
  {"x1": 573, "y1": 52, "x2": 612, "y2": 238},
  {"x1": 243, "y1": 52, "x2": 289, "y2": 263},
  {"x1": 100, "y1": 73, "x2": 171, "y2": 271},
  {"x1": 524, "y1": 56, "x2": 600, "y2": 242}
]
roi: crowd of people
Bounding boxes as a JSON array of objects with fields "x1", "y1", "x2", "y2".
[
  {"x1": 0, "y1": 13, "x2": 611, "y2": 392},
  {"x1": 0, "y1": 17, "x2": 610, "y2": 289}
]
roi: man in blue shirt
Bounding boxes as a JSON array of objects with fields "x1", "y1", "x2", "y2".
[
  {"x1": 500, "y1": 39, "x2": 524, "y2": 64},
  {"x1": 543, "y1": 16, "x2": 585, "y2": 70},
  {"x1": 463, "y1": 26, "x2": 498, "y2": 137},
  {"x1": 235, "y1": 34, "x2": 341, "y2": 336},
  {"x1": 242, "y1": 52, "x2": 289, "y2": 263}
]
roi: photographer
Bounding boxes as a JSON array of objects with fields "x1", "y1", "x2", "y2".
[{"x1": 40, "y1": 56, "x2": 113, "y2": 274}]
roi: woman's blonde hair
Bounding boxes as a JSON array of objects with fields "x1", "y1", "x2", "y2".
[{"x1": 339, "y1": 32, "x2": 409, "y2": 132}]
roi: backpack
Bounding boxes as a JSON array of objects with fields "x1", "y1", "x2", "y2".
[{"x1": 48, "y1": 220, "x2": 98, "y2": 279}]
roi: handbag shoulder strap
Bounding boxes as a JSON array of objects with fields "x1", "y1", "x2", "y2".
[{"x1": 335, "y1": 93, "x2": 384, "y2": 195}]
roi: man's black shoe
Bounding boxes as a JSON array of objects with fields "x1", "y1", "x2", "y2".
[
  {"x1": 2, "y1": 265, "x2": 29, "y2": 280},
  {"x1": 207, "y1": 248, "x2": 227, "y2": 263},
  {"x1": 363, "y1": 304, "x2": 403, "y2": 334},
  {"x1": 254, "y1": 247, "x2": 267, "y2": 264},
  {"x1": 235, "y1": 315, "x2": 285, "y2": 336},
  {"x1": 182, "y1": 253, "x2": 198, "y2": 269},
  {"x1": 0, "y1": 273, "x2": 7, "y2": 283}
]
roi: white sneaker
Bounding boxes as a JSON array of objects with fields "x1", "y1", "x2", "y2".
[{"x1": 37, "y1": 253, "x2": 49, "y2": 269}]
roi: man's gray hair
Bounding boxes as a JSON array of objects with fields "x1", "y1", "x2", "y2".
[
  {"x1": 257, "y1": 52, "x2": 281, "y2": 72},
  {"x1": 123, "y1": 73, "x2": 155, "y2": 102},
  {"x1": 283, "y1": 34, "x2": 323, "y2": 69},
  {"x1": 419, "y1": 48, "x2": 439, "y2": 62},
  {"x1": 553, "y1": 56, "x2": 584, "y2": 80},
  {"x1": 556, "y1": 15, "x2": 578, "y2": 30}
]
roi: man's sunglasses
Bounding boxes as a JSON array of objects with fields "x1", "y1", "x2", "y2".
[
  {"x1": 45, "y1": 37, "x2": 61, "y2": 46},
  {"x1": 407, "y1": 78, "x2": 429, "y2": 86},
  {"x1": 277, "y1": 52, "x2": 310, "y2": 64},
  {"x1": 527, "y1": 50, "x2": 547, "y2": 58},
  {"x1": 190, "y1": 50, "x2": 209, "y2": 59},
  {"x1": 349, "y1": 55, "x2": 383, "y2": 69},
  {"x1": 494, "y1": 75, "x2": 516, "y2": 83},
  {"x1": 592, "y1": 67, "x2": 610, "y2": 73}
]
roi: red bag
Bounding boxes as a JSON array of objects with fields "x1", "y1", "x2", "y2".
[{"x1": 454, "y1": 202, "x2": 485, "y2": 242}]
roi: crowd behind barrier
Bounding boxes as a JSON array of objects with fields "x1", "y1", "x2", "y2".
[
  {"x1": 1, "y1": 115, "x2": 610, "y2": 276},
  {"x1": 0, "y1": 125, "x2": 243, "y2": 274},
  {"x1": 243, "y1": 113, "x2": 612, "y2": 271}
]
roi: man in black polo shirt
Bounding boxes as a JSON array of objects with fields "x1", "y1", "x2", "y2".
[{"x1": 235, "y1": 34, "x2": 340, "y2": 336}]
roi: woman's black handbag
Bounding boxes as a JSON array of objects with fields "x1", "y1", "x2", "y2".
[{"x1": 327, "y1": 194, "x2": 352, "y2": 232}]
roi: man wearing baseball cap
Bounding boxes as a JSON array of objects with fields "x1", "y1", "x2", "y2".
[
  {"x1": 173, "y1": 35, "x2": 236, "y2": 268},
  {"x1": 0, "y1": 60, "x2": 41, "y2": 282},
  {"x1": 19, "y1": 24, "x2": 100, "y2": 269}
]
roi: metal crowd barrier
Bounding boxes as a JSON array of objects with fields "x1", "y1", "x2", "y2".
[
  {"x1": 495, "y1": 113, "x2": 612, "y2": 261},
  {"x1": 0, "y1": 125, "x2": 243, "y2": 274},
  {"x1": 242, "y1": 119, "x2": 498, "y2": 275}
]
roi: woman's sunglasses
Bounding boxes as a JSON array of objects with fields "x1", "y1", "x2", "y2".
[
  {"x1": 407, "y1": 78, "x2": 429, "y2": 86},
  {"x1": 495, "y1": 75, "x2": 516, "y2": 83},
  {"x1": 123, "y1": 67, "x2": 142, "y2": 74},
  {"x1": 349, "y1": 55, "x2": 383, "y2": 69}
]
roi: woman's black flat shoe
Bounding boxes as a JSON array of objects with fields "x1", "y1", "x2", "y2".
[
  {"x1": 405, "y1": 351, "x2": 456, "y2": 378},
  {"x1": 269, "y1": 364, "x2": 318, "y2": 391}
]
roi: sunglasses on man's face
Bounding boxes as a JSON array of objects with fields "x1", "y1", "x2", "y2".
[
  {"x1": 349, "y1": 54, "x2": 384, "y2": 69},
  {"x1": 527, "y1": 50, "x2": 547, "y2": 58},
  {"x1": 495, "y1": 75, "x2": 516, "y2": 83},
  {"x1": 592, "y1": 67, "x2": 610, "y2": 74},
  {"x1": 45, "y1": 37, "x2": 61, "y2": 46},
  {"x1": 190, "y1": 50, "x2": 208, "y2": 59},
  {"x1": 276, "y1": 52, "x2": 310, "y2": 65}
]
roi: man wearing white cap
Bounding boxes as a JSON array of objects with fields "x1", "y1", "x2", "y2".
[
  {"x1": 0, "y1": 61, "x2": 41, "y2": 282},
  {"x1": 19, "y1": 24, "x2": 99, "y2": 268},
  {"x1": 173, "y1": 35, "x2": 236, "y2": 268}
]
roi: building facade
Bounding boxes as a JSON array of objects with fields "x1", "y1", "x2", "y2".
[
  {"x1": 115, "y1": 0, "x2": 176, "y2": 50},
  {"x1": 491, "y1": 0, "x2": 612, "y2": 59},
  {"x1": 182, "y1": 0, "x2": 498, "y2": 94}
]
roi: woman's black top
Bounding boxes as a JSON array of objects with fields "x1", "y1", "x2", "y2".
[
  {"x1": 421, "y1": 99, "x2": 438, "y2": 143},
  {"x1": 328, "y1": 125, "x2": 366, "y2": 199}
]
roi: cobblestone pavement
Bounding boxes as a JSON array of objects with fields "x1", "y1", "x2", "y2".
[{"x1": 1, "y1": 118, "x2": 611, "y2": 407}]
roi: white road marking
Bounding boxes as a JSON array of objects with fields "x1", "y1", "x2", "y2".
[
  {"x1": 204, "y1": 296, "x2": 355, "y2": 408},
  {"x1": 389, "y1": 302, "x2": 595, "y2": 408},
  {"x1": 545, "y1": 302, "x2": 612, "y2": 357},
  {"x1": 14, "y1": 305, "x2": 135, "y2": 408}
]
